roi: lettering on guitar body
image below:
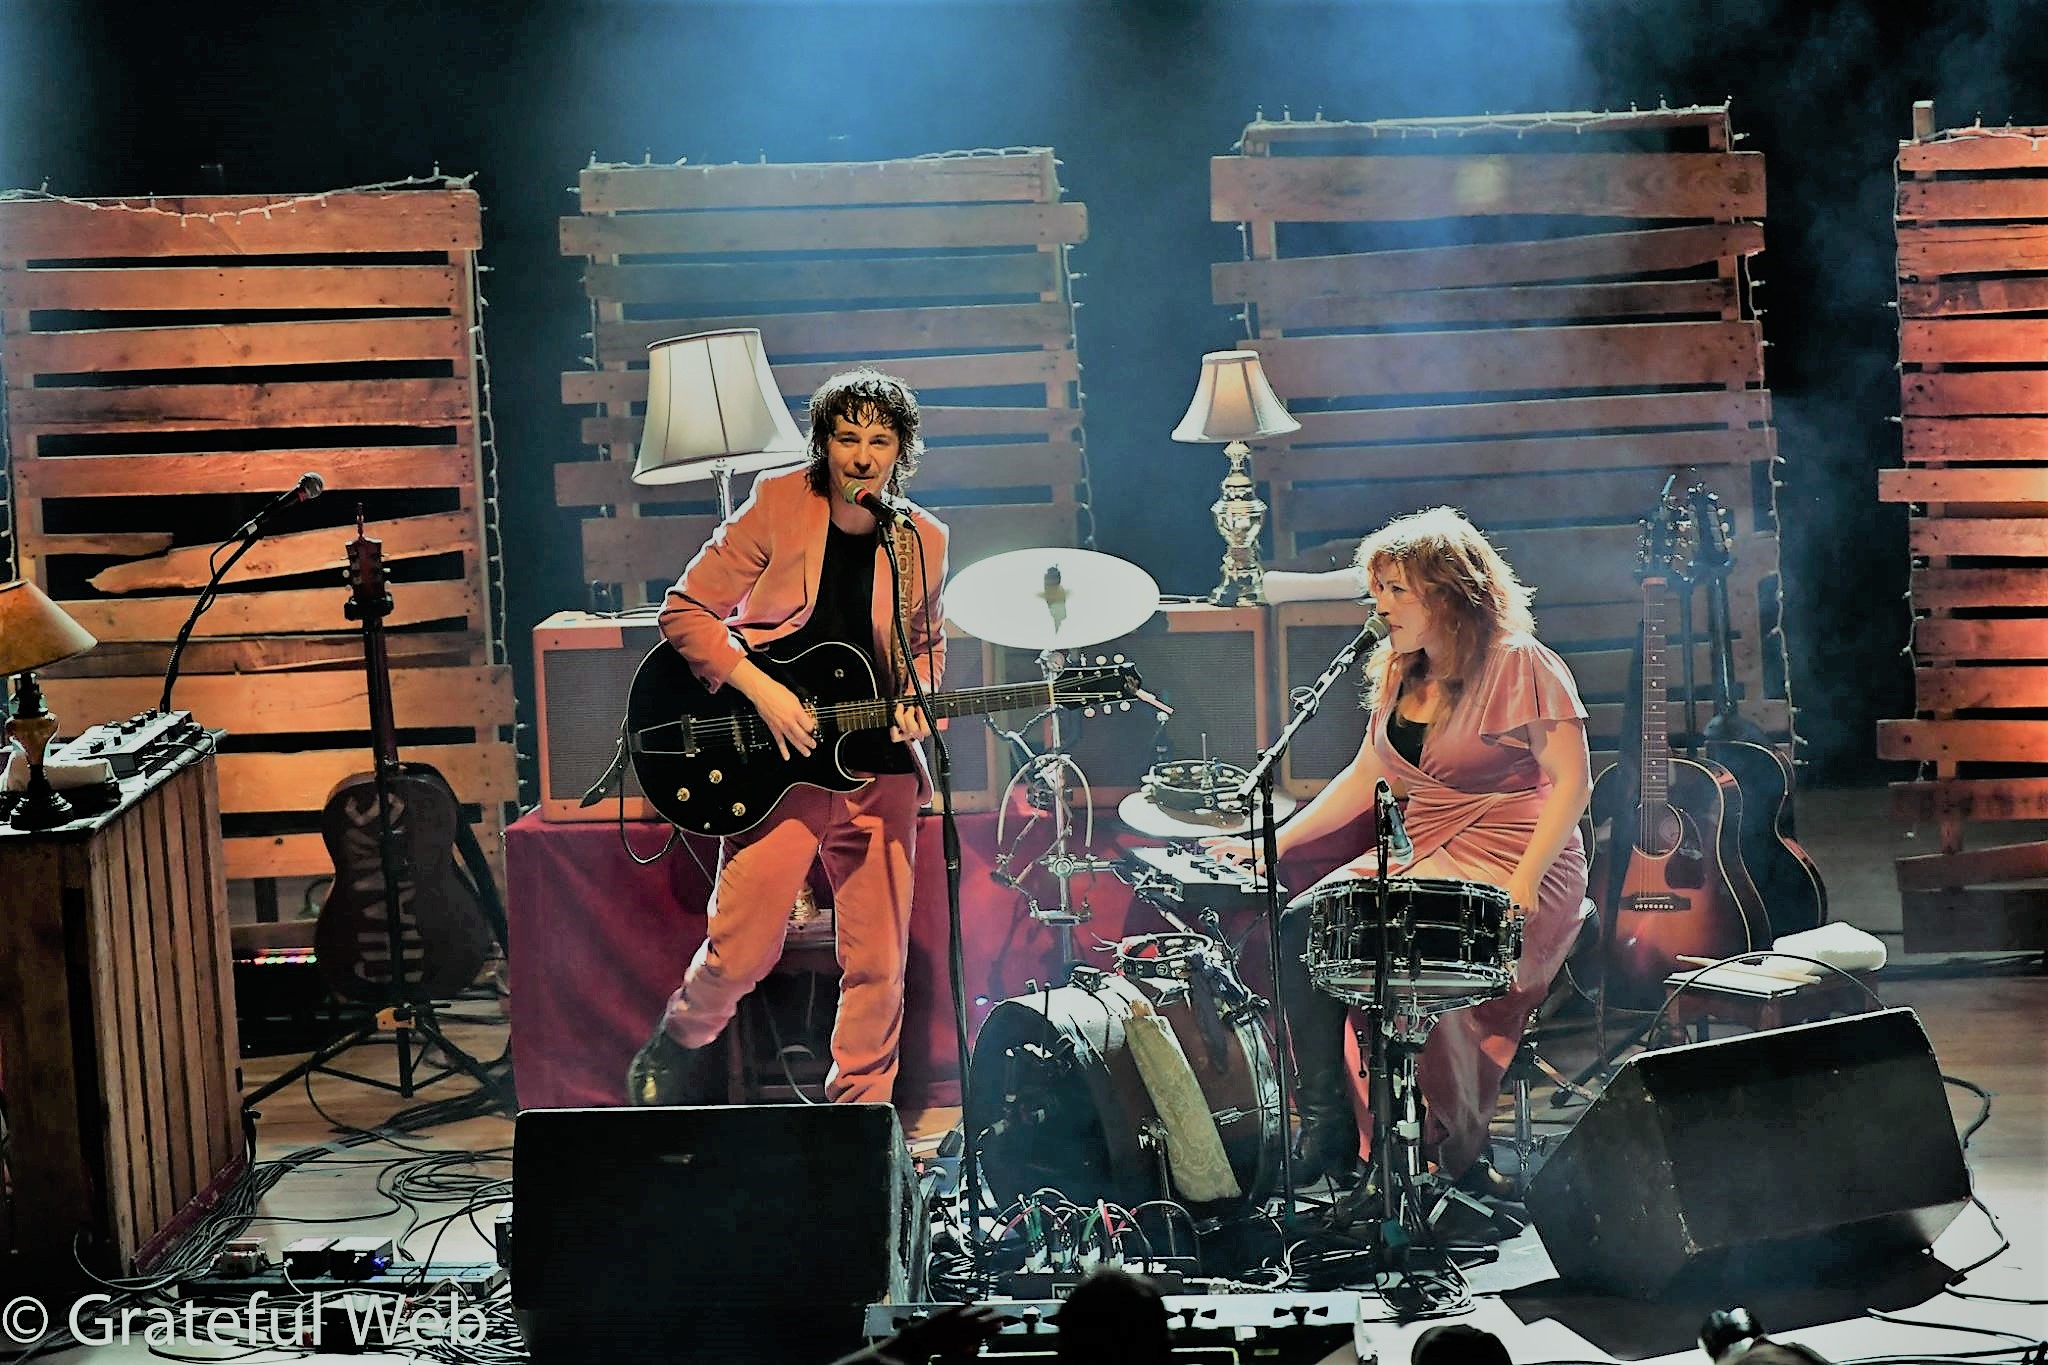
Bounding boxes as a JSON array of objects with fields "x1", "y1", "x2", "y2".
[{"x1": 339, "y1": 789, "x2": 426, "y2": 987}]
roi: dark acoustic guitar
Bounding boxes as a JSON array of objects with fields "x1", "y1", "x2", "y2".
[
  {"x1": 314, "y1": 516, "x2": 500, "y2": 1004},
  {"x1": 627, "y1": 639, "x2": 1143, "y2": 837},
  {"x1": 1590, "y1": 496, "x2": 1771, "y2": 1011},
  {"x1": 1688, "y1": 485, "x2": 1828, "y2": 935}
]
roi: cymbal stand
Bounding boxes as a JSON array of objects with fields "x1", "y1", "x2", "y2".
[{"x1": 987, "y1": 647, "x2": 1128, "y2": 976}]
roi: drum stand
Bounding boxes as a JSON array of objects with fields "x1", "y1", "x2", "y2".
[
  {"x1": 1293, "y1": 787, "x2": 1501, "y2": 1308},
  {"x1": 988, "y1": 647, "x2": 1128, "y2": 976}
]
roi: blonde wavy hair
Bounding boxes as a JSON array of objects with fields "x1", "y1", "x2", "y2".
[{"x1": 1356, "y1": 506, "x2": 1535, "y2": 713}]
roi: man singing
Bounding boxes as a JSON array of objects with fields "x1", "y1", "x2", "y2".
[{"x1": 628, "y1": 368, "x2": 949, "y2": 1107}]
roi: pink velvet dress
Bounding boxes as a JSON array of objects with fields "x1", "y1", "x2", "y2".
[{"x1": 1323, "y1": 632, "x2": 1590, "y2": 1176}]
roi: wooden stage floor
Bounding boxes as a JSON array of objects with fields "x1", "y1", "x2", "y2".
[{"x1": 27, "y1": 789, "x2": 2048, "y2": 1365}]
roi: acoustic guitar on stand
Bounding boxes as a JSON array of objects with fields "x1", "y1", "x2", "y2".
[
  {"x1": 1589, "y1": 492, "x2": 1771, "y2": 1011},
  {"x1": 314, "y1": 516, "x2": 500, "y2": 1002},
  {"x1": 1686, "y1": 484, "x2": 1828, "y2": 935}
]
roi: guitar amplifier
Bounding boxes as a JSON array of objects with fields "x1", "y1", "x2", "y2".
[
  {"x1": 1274, "y1": 601, "x2": 1376, "y2": 798},
  {"x1": 994, "y1": 603, "x2": 1268, "y2": 801},
  {"x1": 533, "y1": 611, "x2": 1000, "y2": 823}
]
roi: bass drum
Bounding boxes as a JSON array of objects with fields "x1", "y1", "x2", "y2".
[{"x1": 964, "y1": 965, "x2": 1280, "y2": 1212}]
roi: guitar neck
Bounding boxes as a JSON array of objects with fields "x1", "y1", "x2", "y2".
[
  {"x1": 827, "y1": 679, "x2": 1058, "y2": 732},
  {"x1": 362, "y1": 616, "x2": 402, "y2": 767},
  {"x1": 1705, "y1": 573, "x2": 1742, "y2": 721},
  {"x1": 1639, "y1": 578, "x2": 1671, "y2": 846}
]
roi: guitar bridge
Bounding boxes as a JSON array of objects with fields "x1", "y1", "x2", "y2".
[{"x1": 679, "y1": 720, "x2": 699, "y2": 758}]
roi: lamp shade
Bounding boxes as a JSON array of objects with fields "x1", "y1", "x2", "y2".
[
  {"x1": 632, "y1": 328, "x2": 809, "y2": 486},
  {"x1": 0, "y1": 580, "x2": 96, "y2": 676},
  {"x1": 1171, "y1": 349, "x2": 1301, "y2": 444}
]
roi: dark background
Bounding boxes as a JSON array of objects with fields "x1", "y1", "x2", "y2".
[{"x1": 4, "y1": 0, "x2": 2038, "y2": 790}]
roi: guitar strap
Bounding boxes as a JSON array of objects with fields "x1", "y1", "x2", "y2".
[{"x1": 888, "y1": 519, "x2": 919, "y2": 694}]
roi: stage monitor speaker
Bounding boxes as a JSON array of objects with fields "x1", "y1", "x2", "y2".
[
  {"x1": 994, "y1": 602, "x2": 1267, "y2": 800},
  {"x1": 512, "y1": 1104, "x2": 925, "y2": 1363},
  {"x1": 1525, "y1": 1008, "x2": 1969, "y2": 1299},
  {"x1": 534, "y1": 610, "x2": 998, "y2": 821},
  {"x1": 1273, "y1": 601, "x2": 1375, "y2": 797}
]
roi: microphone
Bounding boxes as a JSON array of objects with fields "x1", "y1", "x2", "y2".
[
  {"x1": 1363, "y1": 610, "x2": 1390, "y2": 644},
  {"x1": 1375, "y1": 777, "x2": 1414, "y2": 862},
  {"x1": 235, "y1": 472, "x2": 324, "y2": 538},
  {"x1": 842, "y1": 480, "x2": 905, "y2": 526}
]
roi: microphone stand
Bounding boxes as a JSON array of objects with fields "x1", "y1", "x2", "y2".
[
  {"x1": 1367, "y1": 779, "x2": 1403, "y2": 1252},
  {"x1": 878, "y1": 524, "x2": 985, "y2": 1287},
  {"x1": 160, "y1": 491, "x2": 311, "y2": 714},
  {"x1": 1230, "y1": 617, "x2": 1383, "y2": 1224}
]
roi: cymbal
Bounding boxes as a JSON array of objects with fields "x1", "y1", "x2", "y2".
[
  {"x1": 1117, "y1": 789, "x2": 1297, "y2": 840},
  {"x1": 944, "y1": 547, "x2": 1160, "y2": 651}
]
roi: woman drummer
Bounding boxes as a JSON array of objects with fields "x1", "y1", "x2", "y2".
[{"x1": 1207, "y1": 506, "x2": 1592, "y2": 1191}]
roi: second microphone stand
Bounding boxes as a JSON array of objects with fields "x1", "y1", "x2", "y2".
[{"x1": 1229, "y1": 616, "x2": 1385, "y2": 1224}]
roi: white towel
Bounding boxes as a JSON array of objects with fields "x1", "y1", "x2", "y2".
[
  {"x1": 1769, "y1": 922, "x2": 1887, "y2": 974},
  {"x1": 1124, "y1": 998, "x2": 1241, "y2": 1203}
]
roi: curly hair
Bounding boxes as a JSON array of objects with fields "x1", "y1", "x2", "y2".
[
  {"x1": 1355, "y1": 505, "x2": 1535, "y2": 714},
  {"x1": 803, "y1": 368, "x2": 923, "y2": 497}
]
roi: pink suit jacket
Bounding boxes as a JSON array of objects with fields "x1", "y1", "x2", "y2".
[{"x1": 657, "y1": 467, "x2": 950, "y2": 797}]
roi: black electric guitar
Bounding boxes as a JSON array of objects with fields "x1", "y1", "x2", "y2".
[
  {"x1": 626, "y1": 639, "x2": 1142, "y2": 837},
  {"x1": 1687, "y1": 485, "x2": 1828, "y2": 935},
  {"x1": 1589, "y1": 495, "x2": 1771, "y2": 1011}
]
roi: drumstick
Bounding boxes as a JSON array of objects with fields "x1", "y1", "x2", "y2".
[{"x1": 1677, "y1": 954, "x2": 1820, "y2": 984}]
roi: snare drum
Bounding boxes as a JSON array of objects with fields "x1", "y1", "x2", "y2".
[{"x1": 1301, "y1": 877, "x2": 1520, "y2": 1011}]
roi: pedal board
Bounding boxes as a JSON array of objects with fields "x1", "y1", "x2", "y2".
[
  {"x1": 55, "y1": 709, "x2": 206, "y2": 778},
  {"x1": 867, "y1": 1292, "x2": 1357, "y2": 1359}
]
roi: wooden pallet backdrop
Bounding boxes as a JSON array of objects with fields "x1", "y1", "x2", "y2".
[
  {"x1": 558, "y1": 151, "x2": 1092, "y2": 601},
  {"x1": 0, "y1": 185, "x2": 515, "y2": 886},
  {"x1": 1879, "y1": 103, "x2": 2048, "y2": 953},
  {"x1": 1211, "y1": 105, "x2": 1796, "y2": 777}
]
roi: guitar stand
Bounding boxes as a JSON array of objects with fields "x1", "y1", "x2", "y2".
[{"x1": 243, "y1": 997, "x2": 511, "y2": 1113}]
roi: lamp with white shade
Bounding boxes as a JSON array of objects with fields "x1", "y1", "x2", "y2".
[
  {"x1": 633, "y1": 328, "x2": 809, "y2": 518},
  {"x1": 1171, "y1": 348, "x2": 1301, "y2": 605},
  {"x1": 0, "y1": 580, "x2": 98, "y2": 830}
]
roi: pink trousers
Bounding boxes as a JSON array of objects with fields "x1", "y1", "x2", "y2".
[{"x1": 660, "y1": 774, "x2": 920, "y2": 1104}]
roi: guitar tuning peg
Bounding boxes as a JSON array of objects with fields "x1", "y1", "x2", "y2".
[
  {"x1": 1119, "y1": 701, "x2": 1131, "y2": 711},
  {"x1": 1095, "y1": 655, "x2": 1107, "y2": 665},
  {"x1": 1083, "y1": 706, "x2": 1097, "y2": 717},
  {"x1": 1114, "y1": 654, "x2": 1126, "y2": 664}
]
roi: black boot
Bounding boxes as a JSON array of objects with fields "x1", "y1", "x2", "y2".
[
  {"x1": 1279, "y1": 900, "x2": 1360, "y2": 1188},
  {"x1": 626, "y1": 1024, "x2": 720, "y2": 1107}
]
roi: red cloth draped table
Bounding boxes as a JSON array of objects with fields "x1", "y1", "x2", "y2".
[{"x1": 505, "y1": 800, "x2": 1295, "y2": 1110}]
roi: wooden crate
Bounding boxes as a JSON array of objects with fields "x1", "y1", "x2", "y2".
[
  {"x1": 0, "y1": 740, "x2": 245, "y2": 1296},
  {"x1": 0, "y1": 188, "x2": 515, "y2": 886},
  {"x1": 1212, "y1": 106, "x2": 1797, "y2": 773},
  {"x1": 1879, "y1": 104, "x2": 2048, "y2": 953},
  {"x1": 558, "y1": 152, "x2": 1093, "y2": 603}
]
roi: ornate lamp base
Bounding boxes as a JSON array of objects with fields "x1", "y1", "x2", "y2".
[
  {"x1": 1209, "y1": 439, "x2": 1267, "y2": 606},
  {"x1": 7, "y1": 671, "x2": 73, "y2": 831}
]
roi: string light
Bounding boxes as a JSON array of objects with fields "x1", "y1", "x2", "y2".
[
  {"x1": 467, "y1": 251, "x2": 511, "y2": 679},
  {"x1": 0, "y1": 172, "x2": 476, "y2": 224},
  {"x1": 1240, "y1": 102, "x2": 1732, "y2": 139}
]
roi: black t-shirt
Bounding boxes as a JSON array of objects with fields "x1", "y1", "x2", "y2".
[
  {"x1": 774, "y1": 519, "x2": 913, "y2": 776},
  {"x1": 1387, "y1": 708, "x2": 1427, "y2": 769},
  {"x1": 778, "y1": 520, "x2": 878, "y2": 662}
]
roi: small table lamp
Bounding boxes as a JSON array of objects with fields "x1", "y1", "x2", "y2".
[
  {"x1": 1172, "y1": 349, "x2": 1301, "y2": 605},
  {"x1": 0, "y1": 580, "x2": 99, "y2": 830},
  {"x1": 633, "y1": 328, "x2": 809, "y2": 518}
]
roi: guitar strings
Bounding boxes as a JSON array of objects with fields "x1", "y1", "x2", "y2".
[{"x1": 637, "y1": 676, "x2": 1125, "y2": 754}]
